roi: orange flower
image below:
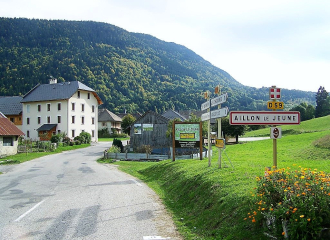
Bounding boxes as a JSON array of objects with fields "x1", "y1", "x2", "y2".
[
  {"x1": 307, "y1": 219, "x2": 311, "y2": 222},
  {"x1": 252, "y1": 218, "x2": 256, "y2": 223},
  {"x1": 282, "y1": 232, "x2": 285, "y2": 236},
  {"x1": 300, "y1": 215, "x2": 304, "y2": 218}
]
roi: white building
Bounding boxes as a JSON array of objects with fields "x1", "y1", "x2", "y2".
[{"x1": 21, "y1": 78, "x2": 103, "y2": 142}]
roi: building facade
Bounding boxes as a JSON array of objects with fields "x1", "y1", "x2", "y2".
[{"x1": 21, "y1": 79, "x2": 102, "y2": 142}]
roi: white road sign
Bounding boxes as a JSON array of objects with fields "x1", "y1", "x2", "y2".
[
  {"x1": 201, "y1": 101, "x2": 210, "y2": 111},
  {"x1": 229, "y1": 111, "x2": 300, "y2": 125},
  {"x1": 201, "y1": 93, "x2": 228, "y2": 111},
  {"x1": 211, "y1": 93, "x2": 228, "y2": 107},
  {"x1": 201, "y1": 107, "x2": 229, "y2": 121}
]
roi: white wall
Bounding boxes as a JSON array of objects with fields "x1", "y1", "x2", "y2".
[
  {"x1": 0, "y1": 136, "x2": 18, "y2": 156},
  {"x1": 22, "y1": 90, "x2": 99, "y2": 142}
]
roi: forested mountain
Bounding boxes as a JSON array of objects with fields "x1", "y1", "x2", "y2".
[{"x1": 0, "y1": 17, "x2": 315, "y2": 113}]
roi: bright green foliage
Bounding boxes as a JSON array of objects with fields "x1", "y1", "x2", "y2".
[
  {"x1": 121, "y1": 114, "x2": 136, "y2": 134},
  {"x1": 249, "y1": 167, "x2": 330, "y2": 239},
  {"x1": 315, "y1": 86, "x2": 330, "y2": 118}
]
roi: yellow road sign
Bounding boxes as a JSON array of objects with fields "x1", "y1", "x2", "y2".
[
  {"x1": 267, "y1": 101, "x2": 284, "y2": 110},
  {"x1": 215, "y1": 139, "x2": 225, "y2": 148}
]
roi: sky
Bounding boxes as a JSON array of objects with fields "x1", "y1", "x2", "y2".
[{"x1": 1, "y1": 0, "x2": 330, "y2": 92}]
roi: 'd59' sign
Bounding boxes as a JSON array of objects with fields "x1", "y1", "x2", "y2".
[{"x1": 267, "y1": 101, "x2": 284, "y2": 110}]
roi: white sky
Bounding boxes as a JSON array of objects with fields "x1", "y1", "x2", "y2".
[{"x1": 1, "y1": 0, "x2": 330, "y2": 92}]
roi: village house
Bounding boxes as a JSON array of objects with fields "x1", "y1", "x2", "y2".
[
  {"x1": 98, "y1": 108, "x2": 122, "y2": 134},
  {"x1": 0, "y1": 96, "x2": 23, "y2": 130},
  {"x1": 0, "y1": 112, "x2": 24, "y2": 157},
  {"x1": 21, "y1": 78, "x2": 103, "y2": 142}
]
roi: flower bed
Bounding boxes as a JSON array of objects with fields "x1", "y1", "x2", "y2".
[{"x1": 247, "y1": 165, "x2": 330, "y2": 239}]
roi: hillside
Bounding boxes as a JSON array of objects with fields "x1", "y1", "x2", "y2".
[{"x1": 0, "y1": 17, "x2": 315, "y2": 113}]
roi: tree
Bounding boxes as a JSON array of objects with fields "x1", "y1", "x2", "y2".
[
  {"x1": 315, "y1": 86, "x2": 330, "y2": 118},
  {"x1": 121, "y1": 114, "x2": 136, "y2": 134},
  {"x1": 290, "y1": 102, "x2": 315, "y2": 121}
]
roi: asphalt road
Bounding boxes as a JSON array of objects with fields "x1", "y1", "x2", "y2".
[{"x1": 0, "y1": 142, "x2": 181, "y2": 240}]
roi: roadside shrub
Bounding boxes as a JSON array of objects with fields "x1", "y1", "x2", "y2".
[
  {"x1": 79, "y1": 132, "x2": 91, "y2": 144},
  {"x1": 63, "y1": 136, "x2": 70, "y2": 145},
  {"x1": 110, "y1": 133, "x2": 129, "y2": 138},
  {"x1": 98, "y1": 128, "x2": 111, "y2": 138},
  {"x1": 112, "y1": 138, "x2": 123, "y2": 152},
  {"x1": 107, "y1": 145, "x2": 121, "y2": 153},
  {"x1": 50, "y1": 134, "x2": 60, "y2": 143},
  {"x1": 136, "y1": 145, "x2": 152, "y2": 154},
  {"x1": 69, "y1": 141, "x2": 74, "y2": 146},
  {"x1": 247, "y1": 166, "x2": 330, "y2": 239}
]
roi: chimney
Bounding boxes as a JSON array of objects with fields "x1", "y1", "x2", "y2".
[{"x1": 49, "y1": 77, "x2": 57, "y2": 84}]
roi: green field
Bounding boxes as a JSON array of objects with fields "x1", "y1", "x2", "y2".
[{"x1": 111, "y1": 115, "x2": 330, "y2": 239}]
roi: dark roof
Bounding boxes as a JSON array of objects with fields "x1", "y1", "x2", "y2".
[
  {"x1": 98, "y1": 109, "x2": 122, "y2": 122},
  {"x1": 21, "y1": 81, "x2": 102, "y2": 104},
  {"x1": 0, "y1": 112, "x2": 25, "y2": 136},
  {"x1": 0, "y1": 96, "x2": 23, "y2": 115},
  {"x1": 36, "y1": 124, "x2": 57, "y2": 131},
  {"x1": 117, "y1": 112, "x2": 142, "y2": 120},
  {"x1": 133, "y1": 110, "x2": 170, "y2": 125},
  {"x1": 162, "y1": 109, "x2": 187, "y2": 121}
]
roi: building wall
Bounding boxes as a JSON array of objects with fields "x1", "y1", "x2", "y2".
[
  {"x1": 130, "y1": 112, "x2": 171, "y2": 150},
  {"x1": 0, "y1": 136, "x2": 19, "y2": 156},
  {"x1": 22, "y1": 90, "x2": 99, "y2": 142},
  {"x1": 7, "y1": 114, "x2": 22, "y2": 130}
]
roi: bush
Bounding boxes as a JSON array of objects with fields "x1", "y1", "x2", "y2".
[
  {"x1": 50, "y1": 134, "x2": 61, "y2": 143},
  {"x1": 136, "y1": 145, "x2": 152, "y2": 154},
  {"x1": 112, "y1": 138, "x2": 124, "y2": 152},
  {"x1": 107, "y1": 145, "x2": 121, "y2": 153},
  {"x1": 79, "y1": 132, "x2": 91, "y2": 144},
  {"x1": 109, "y1": 133, "x2": 129, "y2": 138},
  {"x1": 247, "y1": 166, "x2": 330, "y2": 239}
]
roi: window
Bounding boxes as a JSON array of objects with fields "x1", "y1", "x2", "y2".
[
  {"x1": 81, "y1": 116, "x2": 85, "y2": 124},
  {"x1": 77, "y1": 91, "x2": 80, "y2": 98},
  {"x1": 58, "y1": 103, "x2": 61, "y2": 111},
  {"x1": 72, "y1": 103, "x2": 75, "y2": 111},
  {"x1": 87, "y1": 93, "x2": 90, "y2": 99},
  {"x1": 92, "y1": 105, "x2": 95, "y2": 113},
  {"x1": 10, "y1": 118, "x2": 14, "y2": 123},
  {"x1": 72, "y1": 130, "x2": 75, "y2": 138},
  {"x1": 81, "y1": 104, "x2": 85, "y2": 112},
  {"x1": 92, "y1": 117, "x2": 95, "y2": 125},
  {"x1": 58, "y1": 116, "x2": 61, "y2": 123},
  {"x1": 72, "y1": 116, "x2": 75, "y2": 124},
  {"x1": 38, "y1": 117, "x2": 41, "y2": 124},
  {"x1": 102, "y1": 122, "x2": 106, "y2": 127},
  {"x1": 27, "y1": 118, "x2": 30, "y2": 125},
  {"x1": 47, "y1": 104, "x2": 51, "y2": 111},
  {"x1": 26, "y1": 104, "x2": 30, "y2": 113},
  {"x1": 27, "y1": 130, "x2": 30, "y2": 138},
  {"x1": 58, "y1": 130, "x2": 61, "y2": 134},
  {"x1": 92, "y1": 130, "x2": 95, "y2": 137},
  {"x1": 47, "y1": 116, "x2": 51, "y2": 123},
  {"x1": 3, "y1": 137, "x2": 13, "y2": 146}
]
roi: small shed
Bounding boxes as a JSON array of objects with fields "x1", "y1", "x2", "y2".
[
  {"x1": 0, "y1": 112, "x2": 25, "y2": 157},
  {"x1": 37, "y1": 124, "x2": 57, "y2": 141},
  {"x1": 129, "y1": 111, "x2": 171, "y2": 151}
]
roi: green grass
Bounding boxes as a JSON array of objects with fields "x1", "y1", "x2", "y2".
[
  {"x1": 106, "y1": 115, "x2": 330, "y2": 239},
  {"x1": 98, "y1": 137, "x2": 129, "y2": 142},
  {"x1": 0, "y1": 144, "x2": 90, "y2": 165},
  {"x1": 244, "y1": 115, "x2": 330, "y2": 137}
]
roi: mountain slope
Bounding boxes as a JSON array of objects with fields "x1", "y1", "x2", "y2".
[{"x1": 0, "y1": 18, "x2": 315, "y2": 113}]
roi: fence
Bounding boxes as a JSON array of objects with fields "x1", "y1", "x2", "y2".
[{"x1": 104, "y1": 150, "x2": 208, "y2": 161}]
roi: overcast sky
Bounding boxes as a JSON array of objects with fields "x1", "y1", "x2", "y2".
[{"x1": 1, "y1": 0, "x2": 330, "y2": 92}]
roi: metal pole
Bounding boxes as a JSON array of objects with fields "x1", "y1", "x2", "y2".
[
  {"x1": 218, "y1": 86, "x2": 222, "y2": 169},
  {"x1": 208, "y1": 97, "x2": 211, "y2": 167}
]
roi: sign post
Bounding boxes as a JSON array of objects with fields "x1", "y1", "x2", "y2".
[
  {"x1": 201, "y1": 87, "x2": 228, "y2": 167},
  {"x1": 229, "y1": 86, "x2": 300, "y2": 169}
]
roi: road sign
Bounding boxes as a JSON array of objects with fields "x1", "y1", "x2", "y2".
[
  {"x1": 211, "y1": 93, "x2": 228, "y2": 107},
  {"x1": 270, "y1": 87, "x2": 281, "y2": 100},
  {"x1": 201, "y1": 107, "x2": 229, "y2": 121},
  {"x1": 229, "y1": 111, "x2": 300, "y2": 125},
  {"x1": 267, "y1": 101, "x2": 284, "y2": 110},
  {"x1": 201, "y1": 93, "x2": 228, "y2": 111},
  {"x1": 270, "y1": 127, "x2": 282, "y2": 139},
  {"x1": 215, "y1": 138, "x2": 225, "y2": 148},
  {"x1": 201, "y1": 101, "x2": 210, "y2": 111}
]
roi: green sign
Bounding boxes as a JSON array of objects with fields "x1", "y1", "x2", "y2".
[{"x1": 174, "y1": 123, "x2": 200, "y2": 148}]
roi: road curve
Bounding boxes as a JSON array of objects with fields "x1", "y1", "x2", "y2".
[{"x1": 0, "y1": 142, "x2": 182, "y2": 240}]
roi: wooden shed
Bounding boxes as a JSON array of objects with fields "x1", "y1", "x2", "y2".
[{"x1": 129, "y1": 111, "x2": 171, "y2": 151}]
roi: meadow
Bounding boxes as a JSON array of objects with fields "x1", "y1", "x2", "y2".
[{"x1": 111, "y1": 115, "x2": 330, "y2": 239}]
